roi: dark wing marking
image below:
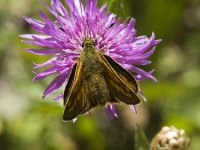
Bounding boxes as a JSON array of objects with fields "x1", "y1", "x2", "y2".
[
  {"x1": 100, "y1": 54, "x2": 140, "y2": 105},
  {"x1": 63, "y1": 63, "x2": 77, "y2": 105},
  {"x1": 103, "y1": 54, "x2": 139, "y2": 93}
]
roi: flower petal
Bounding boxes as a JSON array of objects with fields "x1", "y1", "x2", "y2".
[
  {"x1": 33, "y1": 57, "x2": 57, "y2": 69},
  {"x1": 105, "y1": 104, "x2": 118, "y2": 119},
  {"x1": 129, "y1": 105, "x2": 137, "y2": 113},
  {"x1": 53, "y1": 93, "x2": 64, "y2": 100},
  {"x1": 42, "y1": 71, "x2": 70, "y2": 98},
  {"x1": 33, "y1": 66, "x2": 57, "y2": 80},
  {"x1": 139, "y1": 90, "x2": 147, "y2": 102},
  {"x1": 129, "y1": 65, "x2": 157, "y2": 82},
  {"x1": 25, "y1": 48, "x2": 61, "y2": 55}
]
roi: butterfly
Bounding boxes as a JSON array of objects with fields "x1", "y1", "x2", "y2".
[{"x1": 63, "y1": 37, "x2": 140, "y2": 121}]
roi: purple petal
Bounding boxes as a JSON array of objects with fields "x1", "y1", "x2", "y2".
[
  {"x1": 23, "y1": 16, "x2": 45, "y2": 33},
  {"x1": 139, "y1": 90, "x2": 147, "y2": 102},
  {"x1": 21, "y1": 40, "x2": 48, "y2": 47},
  {"x1": 33, "y1": 66, "x2": 57, "y2": 80},
  {"x1": 129, "y1": 66, "x2": 158, "y2": 82},
  {"x1": 19, "y1": 34, "x2": 51, "y2": 39},
  {"x1": 105, "y1": 104, "x2": 118, "y2": 119},
  {"x1": 33, "y1": 57, "x2": 57, "y2": 69},
  {"x1": 135, "y1": 69, "x2": 155, "y2": 81},
  {"x1": 31, "y1": 36, "x2": 60, "y2": 48},
  {"x1": 131, "y1": 33, "x2": 155, "y2": 54},
  {"x1": 73, "y1": 0, "x2": 84, "y2": 16},
  {"x1": 51, "y1": 0, "x2": 69, "y2": 16},
  {"x1": 42, "y1": 71, "x2": 69, "y2": 98},
  {"x1": 53, "y1": 93, "x2": 64, "y2": 100},
  {"x1": 25, "y1": 48, "x2": 61, "y2": 55},
  {"x1": 121, "y1": 46, "x2": 156, "y2": 64},
  {"x1": 154, "y1": 39, "x2": 162, "y2": 45},
  {"x1": 40, "y1": 0, "x2": 58, "y2": 17},
  {"x1": 129, "y1": 105, "x2": 137, "y2": 113}
]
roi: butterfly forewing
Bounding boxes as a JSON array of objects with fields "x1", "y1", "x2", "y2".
[
  {"x1": 63, "y1": 59, "x2": 90, "y2": 121},
  {"x1": 99, "y1": 53, "x2": 140, "y2": 105},
  {"x1": 103, "y1": 54, "x2": 139, "y2": 93},
  {"x1": 63, "y1": 63, "x2": 77, "y2": 105}
]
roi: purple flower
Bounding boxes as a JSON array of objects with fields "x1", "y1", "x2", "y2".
[{"x1": 20, "y1": 0, "x2": 160, "y2": 119}]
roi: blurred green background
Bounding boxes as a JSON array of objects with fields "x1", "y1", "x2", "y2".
[{"x1": 0, "y1": 0, "x2": 200, "y2": 149}]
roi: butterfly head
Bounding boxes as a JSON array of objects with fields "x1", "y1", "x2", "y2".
[{"x1": 82, "y1": 37, "x2": 95, "y2": 48}]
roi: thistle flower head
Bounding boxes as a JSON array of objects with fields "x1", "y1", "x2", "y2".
[
  {"x1": 150, "y1": 126, "x2": 190, "y2": 150},
  {"x1": 20, "y1": 0, "x2": 160, "y2": 119}
]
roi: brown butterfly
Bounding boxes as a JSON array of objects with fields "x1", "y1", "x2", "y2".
[{"x1": 63, "y1": 37, "x2": 140, "y2": 121}]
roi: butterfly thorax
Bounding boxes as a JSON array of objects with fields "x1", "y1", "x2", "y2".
[{"x1": 81, "y1": 38, "x2": 102, "y2": 74}]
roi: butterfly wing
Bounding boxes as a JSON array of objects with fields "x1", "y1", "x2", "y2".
[
  {"x1": 63, "y1": 59, "x2": 89, "y2": 121},
  {"x1": 100, "y1": 54, "x2": 140, "y2": 105},
  {"x1": 103, "y1": 54, "x2": 139, "y2": 93},
  {"x1": 63, "y1": 63, "x2": 77, "y2": 106}
]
